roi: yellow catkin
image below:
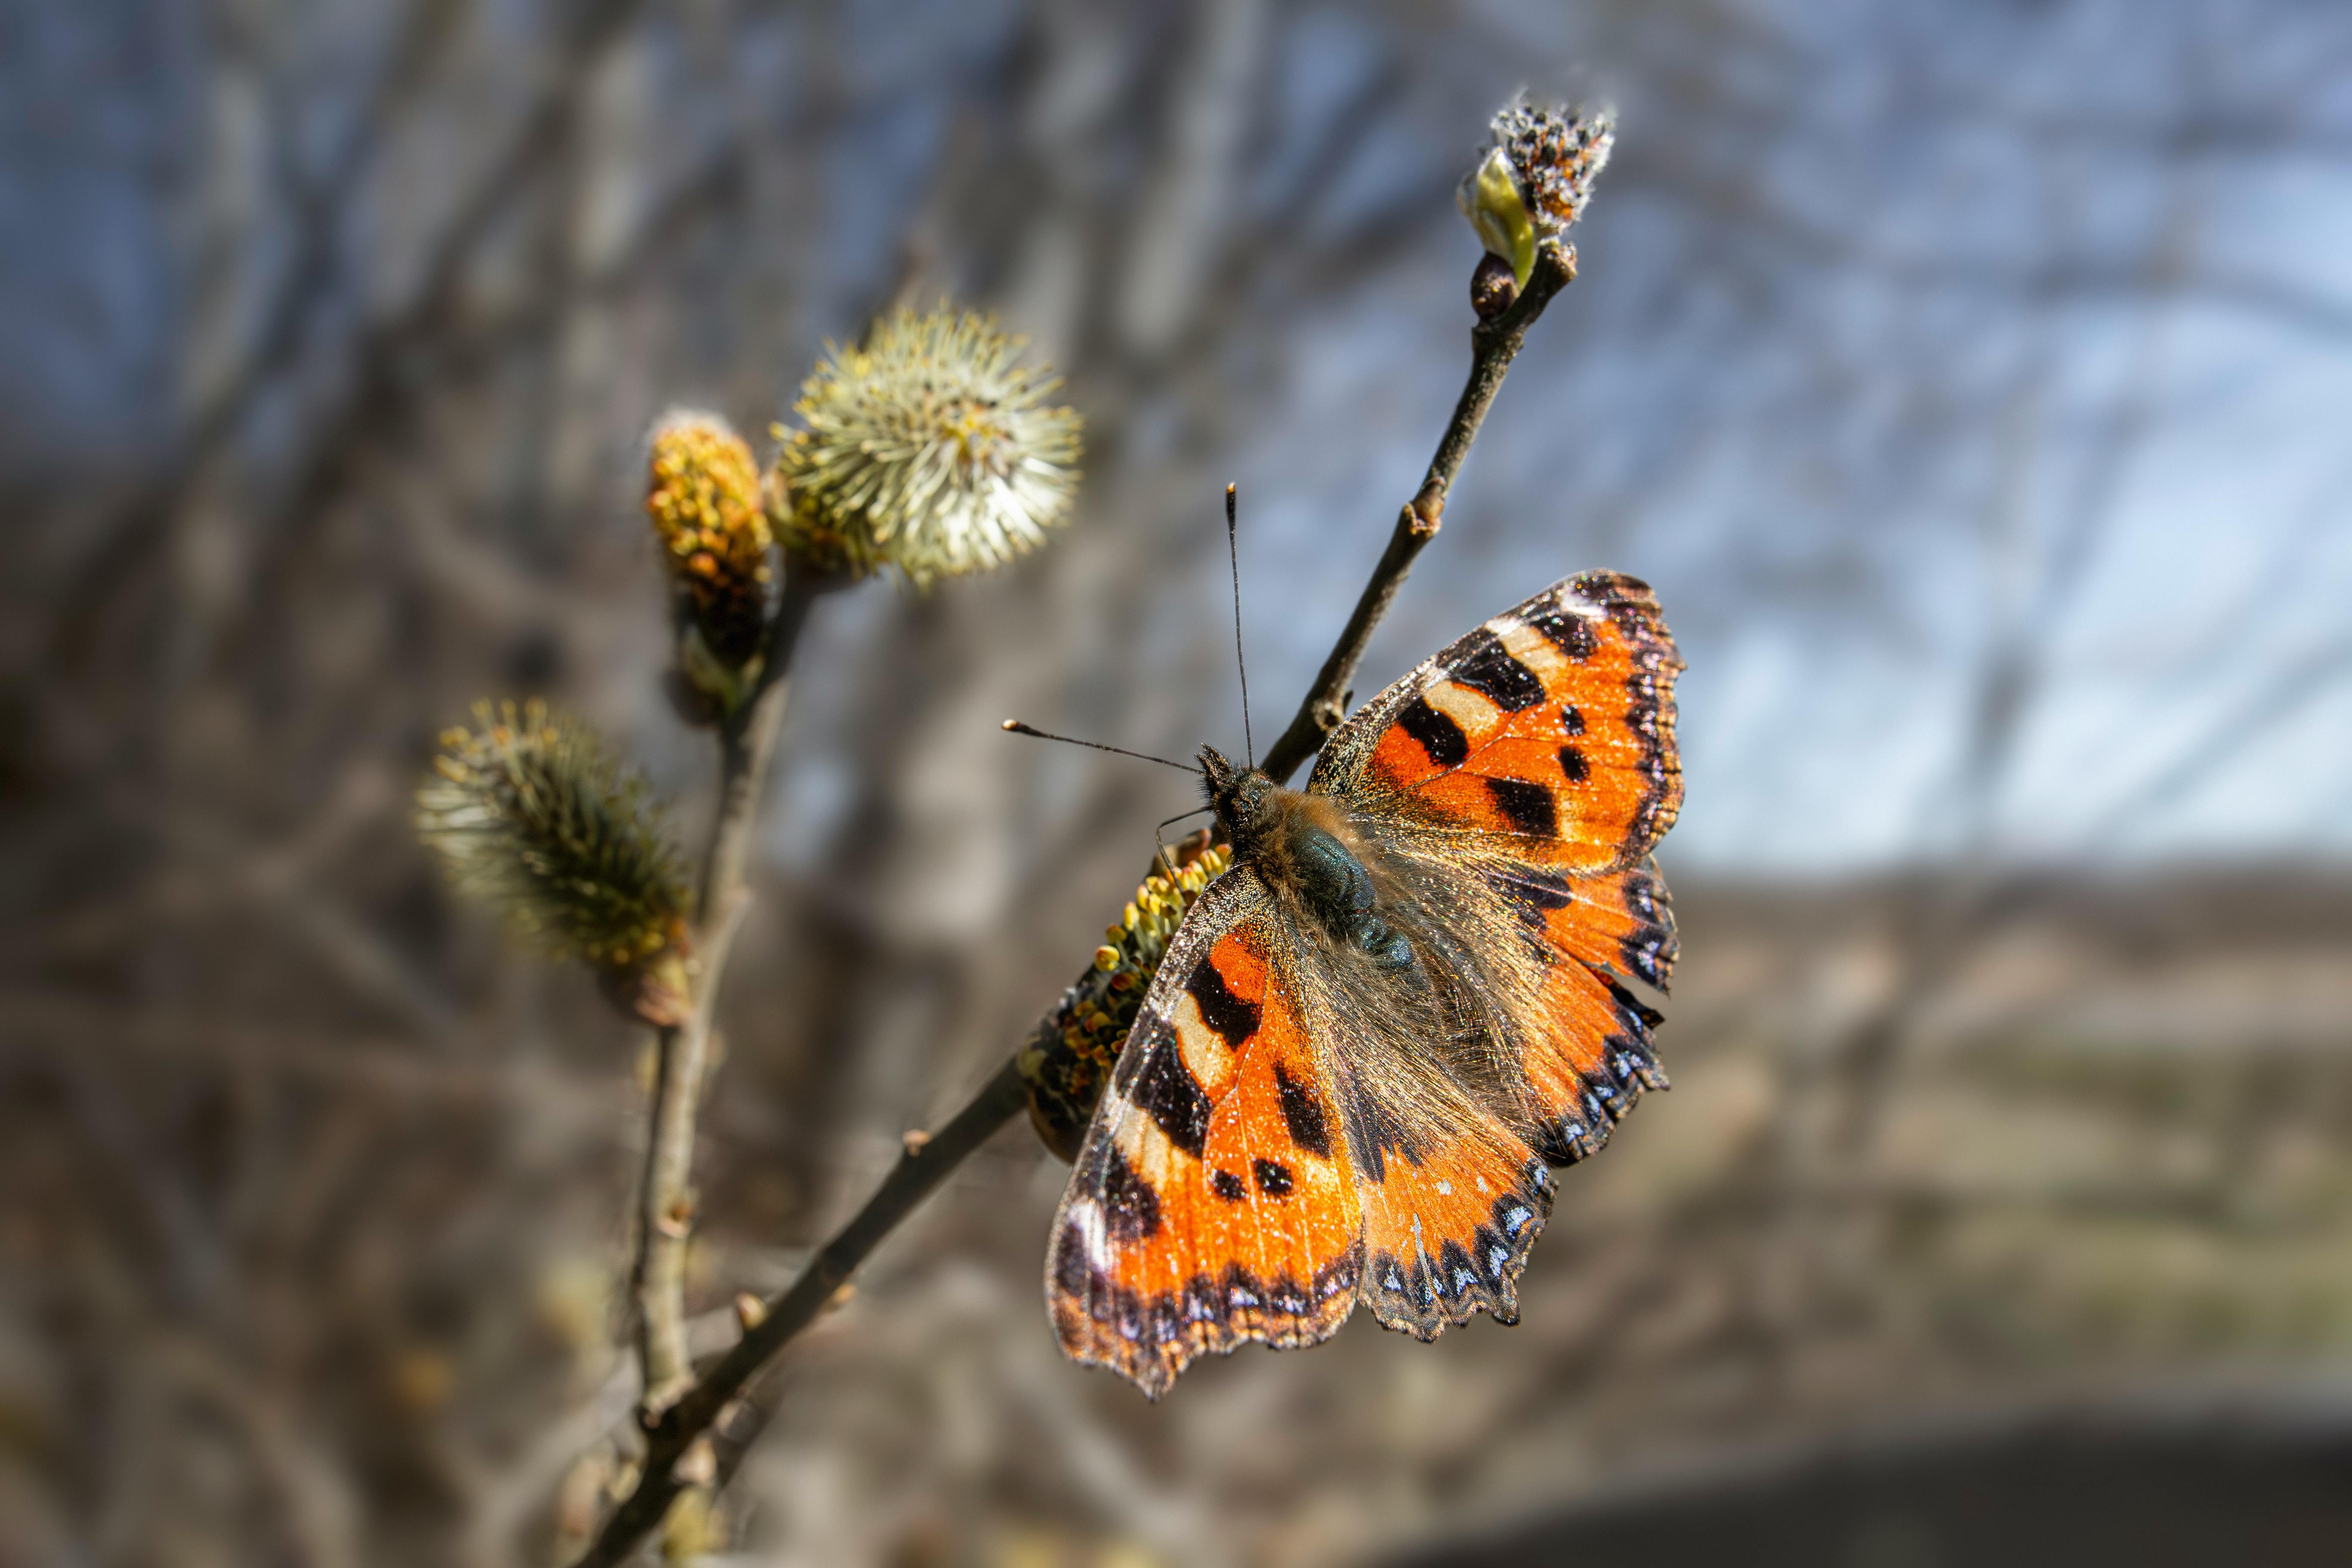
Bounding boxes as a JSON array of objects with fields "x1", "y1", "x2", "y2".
[{"x1": 644, "y1": 412, "x2": 773, "y2": 665}]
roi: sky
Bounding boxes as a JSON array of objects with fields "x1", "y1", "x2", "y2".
[
  {"x1": 1218, "y1": 0, "x2": 2352, "y2": 873},
  {"x1": 8, "y1": 0, "x2": 2350, "y2": 876}
]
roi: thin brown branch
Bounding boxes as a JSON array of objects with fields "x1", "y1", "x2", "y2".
[
  {"x1": 1259, "y1": 239, "x2": 1579, "y2": 783},
  {"x1": 629, "y1": 580, "x2": 822, "y2": 1416},
  {"x1": 580, "y1": 1058, "x2": 1030, "y2": 1566}
]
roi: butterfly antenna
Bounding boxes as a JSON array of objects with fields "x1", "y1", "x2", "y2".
[
  {"x1": 1226, "y1": 482, "x2": 1253, "y2": 769},
  {"x1": 1001, "y1": 720, "x2": 1198, "y2": 775}
]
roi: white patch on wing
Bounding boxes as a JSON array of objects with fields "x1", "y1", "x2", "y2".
[
  {"x1": 1171, "y1": 994, "x2": 1238, "y2": 1097},
  {"x1": 1494, "y1": 616, "x2": 1568, "y2": 683},
  {"x1": 1423, "y1": 679, "x2": 1500, "y2": 741},
  {"x1": 1066, "y1": 1197, "x2": 1113, "y2": 1271},
  {"x1": 1109, "y1": 1085, "x2": 1190, "y2": 1191}
]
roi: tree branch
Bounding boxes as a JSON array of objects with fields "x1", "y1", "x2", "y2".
[
  {"x1": 629, "y1": 581, "x2": 821, "y2": 1415},
  {"x1": 573, "y1": 237, "x2": 1581, "y2": 1566},
  {"x1": 583, "y1": 1058, "x2": 1029, "y2": 1565},
  {"x1": 1259, "y1": 239, "x2": 1578, "y2": 783}
]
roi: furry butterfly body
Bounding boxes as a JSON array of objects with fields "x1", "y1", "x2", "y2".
[{"x1": 1048, "y1": 571, "x2": 1683, "y2": 1395}]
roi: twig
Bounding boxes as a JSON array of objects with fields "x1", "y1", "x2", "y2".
[
  {"x1": 572, "y1": 238, "x2": 1580, "y2": 1567},
  {"x1": 582, "y1": 1059, "x2": 1029, "y2": 1565},
  {"x1": 630, "y1": 582, "x2": 821, "y2": 1415},
  {"x1": 1260, "y1": 239, "x2": 1577, "y2": 783}
]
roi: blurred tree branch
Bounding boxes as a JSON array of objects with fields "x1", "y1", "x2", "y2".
[
  {"x1": 634, "y1": 582, "x2": 822, "y2": 1415},
  {"x1": 57, "y1": 0, "x2": 644, "y2": 668}
]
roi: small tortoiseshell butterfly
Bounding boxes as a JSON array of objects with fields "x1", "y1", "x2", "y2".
[{"x1": 1047, "y1": 571, "x2": 1683, "y2": 1395}]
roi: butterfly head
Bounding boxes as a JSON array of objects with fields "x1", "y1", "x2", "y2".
[{"x1": 1198, "y1": 744, "x2": 1279, "y2": 853}]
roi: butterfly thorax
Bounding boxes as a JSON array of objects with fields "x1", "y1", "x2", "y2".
[{"x1": 1198, "y1": 744, "x2": 1416, "y2": 970}]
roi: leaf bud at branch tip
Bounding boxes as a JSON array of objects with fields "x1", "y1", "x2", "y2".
[{"x1": 1458, "y1": 98, "x2": 1614, "y2": 290}]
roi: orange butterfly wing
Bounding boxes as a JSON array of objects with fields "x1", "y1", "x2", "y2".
[
  {"x1": 1314, "y1": 571, "x2": 1683, "y2": 1260},
  {"x1": 1314, "y1": 570, "x2": 1682, "y2": 877},
  {"x1": 1488, "y1": 857, "x2": 1675, "y2": 1161},
  {"x1": 1336, "y1": 1052, "x2": 1557, "y2": 1338},
  {"x1": 1046, "y1": 870, "x2": 1364, "y2": 1397}
]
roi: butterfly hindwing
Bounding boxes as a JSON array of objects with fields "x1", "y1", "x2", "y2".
[
  {"x1": 1338, "y1": 1060, "x2": 1558, "y2": 1338},
  {"x1": 1488, "y1": 854, "x2": 1677, "y2": 994},
  {"x1": 1313, "y1": 571, "x2": 1682, "y2": 876},
  {"x1": 1047, "y1": 868, "x2": 1364, "y2": 1397}
]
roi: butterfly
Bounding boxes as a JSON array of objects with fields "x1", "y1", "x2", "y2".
[{"x1": 1046, "y1": 571, "x2": 1683, "y2": 1396}]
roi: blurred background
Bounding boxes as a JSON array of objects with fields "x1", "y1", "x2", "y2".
[{"x1": 6, "y1": 0, "x2": 2352, "y2": 1563}]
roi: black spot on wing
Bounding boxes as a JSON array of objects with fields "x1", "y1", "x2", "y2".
[
  {"x1": 1395, "y1": 695, "x2": 1469, "y2": 767},
  {"x1": 1599, "y1": 968, "x2": 1666, "y2": 1032},
  {"x1": 1561, "y1": 703, "x2": 1586, "y2": 735},
  {"x1": 1618, "y1": 864, "x2": 1679, "y2": 990},
  {"x1": 1526, "y1": 601, "x2": 1599, "y2": 660},
  {"x1": 1210, "y1": 1168, "x2": 1247, "y2": 1203},
  {"x1": 1127, "y1": 1019, "x2": 1212, "y2": 1156},
  {"x1": 1494, "y1": 1190, "x2": 1540, "y2": 1242},
  {"x1": 1487, "y1": 776, "x2": 1558, "y2": 838},
  {"x1": 1252, "y1": 1158, "x2": 1295, "y2": 1197},
  {"x1": 1558, "y1": 744, "x2": 1588, "y2": 782},
  {"x1": 1053, "y1": 1219, "x2": 1094, "y2": 1297},
  {"x1": 1436, "y1": 1239, "x2": 1479, "y2": 1303},
  {"x1": 1489, "y1": 864, "x2": 1574, "y2": 916},
  {"x1": 1273, "y1": 1061, "x2": 1332, "y2": 1159},
  {"x1": 1487, "y1": 865, "x2": 1571, "y2": 958},
  {"x1": 1621, "y1": 929, "x2": 1673, "y2": 989},
  {"x1": 1449, "y1": 628, "x2": 1546, "y2": 711},
  {"x1": 1185, "y1": 959, "x2": 1260, "y2": 1050},
  {"x1": 1101, "y1": 1145, "x2": 1161, "y2": 1240}
]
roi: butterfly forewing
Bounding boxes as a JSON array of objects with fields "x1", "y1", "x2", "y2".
[
  {"x1": 1045, "y1": 869, "x2": 1365, "y2": 1397},
  {"x1": 1313, "y1": 571, "x2": 1682, "y2": 876}
]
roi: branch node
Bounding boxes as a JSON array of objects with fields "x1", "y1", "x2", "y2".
[
  {"x1": 673, "y1": 1437, "x2": 717, "y2": 1488},
  {"x1": 640, "y1": 1379, "x2": 691, "y2": 1427}
]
